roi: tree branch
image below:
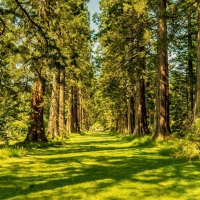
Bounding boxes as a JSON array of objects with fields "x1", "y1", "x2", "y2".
[{"x1": 14, "y1": 0, "x2": 48, "y2": 55}]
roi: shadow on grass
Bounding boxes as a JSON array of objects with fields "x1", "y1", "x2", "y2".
[{"x1": 0, "y1": 132, "x2": 200, "y2": 200}]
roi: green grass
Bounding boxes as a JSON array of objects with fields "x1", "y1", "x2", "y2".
[
  {"x1": 0, "y1": 132, "x2": 200, "y2": 200},
  {"x1": 0, "y1": 147, "x2": 27, "y2": 159}
]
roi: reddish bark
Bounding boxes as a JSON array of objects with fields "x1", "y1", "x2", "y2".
[{"x1": 24, "y1": 74, "x2": 47, "y2": 142}]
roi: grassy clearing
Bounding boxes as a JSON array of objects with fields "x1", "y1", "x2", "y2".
[{"x1": 0, "y1": 132, "x2": 200, "y2": 200}]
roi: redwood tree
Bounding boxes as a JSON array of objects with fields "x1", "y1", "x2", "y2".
[
  {"x1": 24, "y1": 73, "x2": 48, "y2": 142},
  {"x1": 153, "y1": 0, "x2": 171, "y2": 139},
  {"x1": 194, "y1": 0, "x2": 200, "y2": 120},
  {"x1": 47, "y1": 66, "x2": 60, "y2": 137},
  {"x1": 134, "y1": 43, "x2": 150, "y2": 135},
  {"x1": 59, "y1": 68, "x2": 66, "y2": 134}
]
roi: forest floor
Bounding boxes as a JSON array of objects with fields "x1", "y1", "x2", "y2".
[{"x1": 0, "y1": 132, "x2": 200, "y2": 200}]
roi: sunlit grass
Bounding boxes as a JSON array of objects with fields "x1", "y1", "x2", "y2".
[
  {"x1": 0, "y1": 147, "x2": 27, "y2": 159},
  {"x1": 0, "y1": 132, "x2": 200, "y2": 200}
]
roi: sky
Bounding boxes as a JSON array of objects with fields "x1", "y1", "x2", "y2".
[{"x1": 87, "y1": 0, "x2": 100, "y2": 32}]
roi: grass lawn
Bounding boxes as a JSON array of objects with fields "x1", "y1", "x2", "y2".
[{"x1": 0, "y1": 132, "x2": 200, "y2": 200}]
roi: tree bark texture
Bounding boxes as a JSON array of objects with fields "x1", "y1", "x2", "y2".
[
  {"x1": 187, "y1": 13, "x2": 194, "y2": 112},
  {"x1": 67, "y1": 86, "x2": 73, "y2": 133},
  {"x1": 24, "y1": 74, "x2": 47, "y2": 142},
  {"x1": 72, "y1": 87, "x2": 80, "y2": 132},
  {"x1": 134, "y1": 44, "x2": 150, "y2": 135},
  {"x1": 127, "y1": 95, "x2": 135, "y2": 134},
  {"x1": 59, "y1": 69, "x2": 66, "y2": 134},
  {"x1": 153, "y1": 0, "x2": 170, "y2": 139},
  {"x1": 194, "y1": 1, "x2": 200, "y2": 120},
  {"x1": 47, "y1": 67, "x2": 59, "y2": 137},
  {"x1": 67, "y1": 86, "x2": 80, "y2": 133},
  {"x1": 83, "y1": 109, "x2": 90, "y2": 131}
]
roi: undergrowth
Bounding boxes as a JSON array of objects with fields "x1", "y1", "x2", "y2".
[
  {"x1": 175, "y1": 119, "x2": 200, "y2": 160},
  {"x1": 0, "y1": 146, "x2": 27, "y2": 159},
  {"x1": 109, "y1": 132, "x2": 155, "y2": 147},
  {"x1": 110, "y1": 132, "x2": 180, "y2": 157},
  {"x1": 0, "y1": 135, "x2": 69, "y2": 159}
]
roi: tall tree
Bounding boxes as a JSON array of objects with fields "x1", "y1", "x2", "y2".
[
  {"x1": 96, "y1": 0, "x2": 151, "y2": 134},
  {"x1": 15, "y1": 0, "x2": 49, "y2": 142},
  {"x1": 133, "y1": 2, "x2": 150, "y2": 136},
  {"x1": 194, "y1": 0, "x2": 200, "y2": 121},
  {"x1": 24, "y1": 72, "x2": 48, "y2": 142},
  {"x1": 187, "y1": 11, "x2": 194, "y2": 112},
  {"x1": 59, "y1": 68, "x2": 66, "y2": 134},
  {"x1": 47, "y1": 66, "x2": 60, "y2": 137},
  {"x1": 134, "y1": 43, "x2": 150, "y2": 135},
  {"x1": 65, "y1": 1, "x2": 92, "y2": 133},
  {"x1": 153, "y1": 0, "x2": 171, "y2": 139}
]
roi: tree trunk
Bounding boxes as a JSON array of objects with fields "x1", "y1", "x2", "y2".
[
  {"x1": 67, "y1": 86, "x2": 73, "y2": 133},
  {"x1": 72, "y1": 87, "x2": 79, "y2": 132},
  {"x1": 134, "y1": 78, "x2": 150, "y2": 135},
  {"x1": 47, "y1": 67, "x2": 59, "y2": 137},
  {"x1": 120, "y1": 97, "x2": 128, "y2": 133},
  {"x1": 127, "y1": 30, "x2": 135, "y2": 134},
  {"x1": 134, "y1": 42, "x2": 150, "y2": 135},
  {"x1": 187, "y1": 13, "x2": 194, "y2": 113},
  {"x1": 77, "y1": 89, "x2": 82, "y2": 131},
  {"x1": 83, "y1": 109, "x2": 90, "y2": 131},
  {"x1": 130, "y1": 96, "x2": 135, "y2": 133},
  {"x1": 123, "y1": 110, "x2": 128, "y2": 133},
  {"x1": 194, "y1": 1, "x2": 200, "y2": 120},
  {"x1": 67, "y1": 86, "x2": 80, "y2": 133},
  {"x1": 127, "y1": 83, "x2": 135, "y2": 134},
  {"x1": 153, "y1": 0, "x2": 170, "y2": 139},
  {"x1": 59, "y1": 68, "x2": 66, "y2": 134},
  {"x1": 24, "y1": 73, "x2": 47, "y2": 142},
  {"x1": 127, "y1": 96, "x2": 135, "y2": 134}
]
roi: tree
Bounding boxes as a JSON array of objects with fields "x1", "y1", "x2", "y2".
[
  {"x1": 165, "y1": 0, "x2": 197, "y2": 133},
  {"x1": 64, "y1": 1, "x2": 92, "y2": 133},
  {"x1": 153, "y1": 0, "x2": 171, "y2": 139},
  {"x1": 133, "y1": 1, "x2": 150, "y2": 136},
  {"x1": 15, "y1": 0, "x2": 49, "y2": 142},
  {"x1": 24, "y1": 72, "x2": 48, "y2": 142},
  {"x1": 96, "y1": 0, "x2": 151, "y2": 134},
  {"x1": 187, "y1": 11, "x2": 194, "y2": 113},
  {"x1": 1, "y1": 0, "x2": 66, "y2": 141},
  {"x1": 194, "y1": 0, "x2": 200, "y2": 121},
  {"x1": 59, "y1": 68, "x2": 66, "y2": 134},
  {"x1": 47, "y1": 66, "x2": 60, "y2": 137}
]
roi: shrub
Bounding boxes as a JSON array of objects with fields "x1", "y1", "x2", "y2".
[{"x1": 175, "y1": 118, "x2": 200, "y2": 160}]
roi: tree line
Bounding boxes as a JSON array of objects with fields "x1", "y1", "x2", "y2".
[
  {"x1": 93, "y1": 0, "x2": 200, "y2": 140},
  {"x1": 0, "y1": 0, "x2": 94, "y2": 142},
  {"x1": 0, "y1": 0, "x2": 200, "y2": 143}
]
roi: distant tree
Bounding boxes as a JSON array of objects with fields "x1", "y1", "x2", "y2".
[
  {"x1": 59, "y1": 68, "x2": 66, "y2": 134},
  {"x1": 194, "y1": 0, "x2": 200, "y2": 121},
  {"x1": 96, "y1": 0, "x2": 151, "y2": 134},
  {"x1": 47, "y1": 66, "x2": 60, "y2": 137},
  {"x1": 64, "y1": 1, "x2": 92, "y2": 133}
]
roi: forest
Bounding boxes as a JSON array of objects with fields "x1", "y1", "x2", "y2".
[
  {"x1": 1, "y1": 0, "x2": 200, "y2": 147},
  {"x1": 0, "y1": 0, "x2": 200, "y2": 199}
]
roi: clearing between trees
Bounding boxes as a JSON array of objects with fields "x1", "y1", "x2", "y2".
[{"x1": 0, "y1": 132, "x2": 200, "y2": 200}]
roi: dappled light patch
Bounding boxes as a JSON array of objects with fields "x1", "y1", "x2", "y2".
[{"x1": 0, "y1": 132, "x2": 200, "y2": 200}]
